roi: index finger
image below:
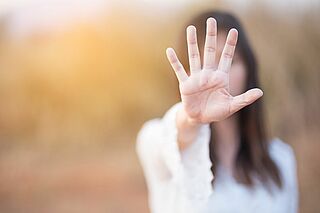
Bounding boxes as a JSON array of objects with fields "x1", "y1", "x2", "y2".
[{"x1": 218, "y1": 28, "x2": 238, "y2": 73}]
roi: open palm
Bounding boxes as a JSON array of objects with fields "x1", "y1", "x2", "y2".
[{"x1": 166, "y1": 18, "x2": 263, "y2": 124}]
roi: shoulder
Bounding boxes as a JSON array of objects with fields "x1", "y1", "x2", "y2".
[
  {"x1": 268, "y1": 138, "x2": 296, "y2": 165},
  {"x1": 269, "y1": 138, "x2": 292, "y2": 151},
  {"x1": 268, "y1": 138, "x2": 297, "y2": 185}
]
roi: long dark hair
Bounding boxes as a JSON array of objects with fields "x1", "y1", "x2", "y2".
[{"x1": 177, "y1": 11, "x2": 282, "y2": 190}]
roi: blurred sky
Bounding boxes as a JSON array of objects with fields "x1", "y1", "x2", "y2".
[
  {"x1": 0, "y1": 0, "x2": 318, "y2": 40},
  {"x1": 0, "y1": 0, "x2": 319, "y2": 16}
]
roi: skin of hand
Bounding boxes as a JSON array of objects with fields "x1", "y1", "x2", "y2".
[{"x1": 166, "y1": 18, "x2": 263, "y2": 149}]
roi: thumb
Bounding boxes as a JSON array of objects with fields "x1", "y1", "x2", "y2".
[{"x1": 230, "y1": 88, "x2": 263, "y2": 114}]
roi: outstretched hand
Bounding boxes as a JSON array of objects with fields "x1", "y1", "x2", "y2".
[{"x1": 166, "y1": 18, "x2": 263, "y2": 124}]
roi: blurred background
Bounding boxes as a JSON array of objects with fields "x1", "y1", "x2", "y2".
[{"x1": 0, "y1": 0, "x2": 319, "y2": 212}]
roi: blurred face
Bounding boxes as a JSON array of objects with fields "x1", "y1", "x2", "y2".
[{"x1": 216, "y1": 31, "x2": 247, "y2": 96}]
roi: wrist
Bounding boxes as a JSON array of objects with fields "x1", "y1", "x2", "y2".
[
  {"x1": 177, "y1": 106, "x2": 202, "y2": 128},
  {"x1": 175, "y1": 105, "x2": 203, "y2": 150}
]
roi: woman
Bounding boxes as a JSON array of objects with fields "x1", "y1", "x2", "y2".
[{"x1": 136, "y1": 11, "x2": 298, "y2": 213}]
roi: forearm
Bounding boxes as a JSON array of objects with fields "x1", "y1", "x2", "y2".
[{"x1": 176, "y1": 107, "x2": 203, "y2": 151}]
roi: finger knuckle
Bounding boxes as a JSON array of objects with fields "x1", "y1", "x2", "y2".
[
  {"x1": 223, "y1": 52, "x2": 233, "y2": 59},
  {"x1": 206, "y1": 46, "x2": 216, "y2": 52},
  {"x1": 190, "y1": 53, "x2": 199, "y2": 59}
]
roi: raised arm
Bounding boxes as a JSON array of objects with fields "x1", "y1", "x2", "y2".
[{"x1": 166, "y1": 18, "x2": 263, "y2": 150}]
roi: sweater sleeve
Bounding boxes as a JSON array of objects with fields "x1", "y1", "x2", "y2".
[{"x1": 136, "y1": 102, "x2": 213, "y2": 211}]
